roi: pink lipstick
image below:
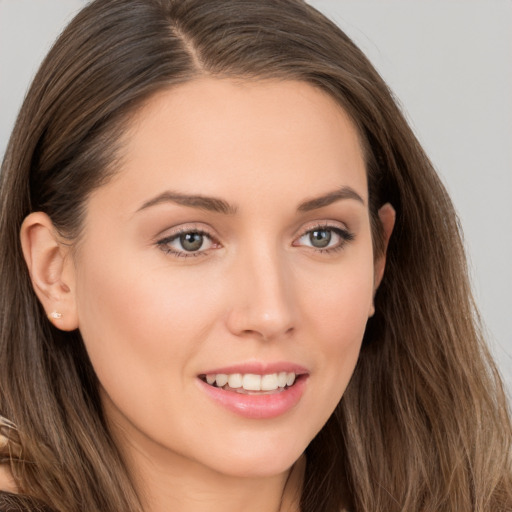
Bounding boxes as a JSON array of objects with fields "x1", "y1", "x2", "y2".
[{"x1": 197, "y1": 362, "x2": 309, "y2": 419}]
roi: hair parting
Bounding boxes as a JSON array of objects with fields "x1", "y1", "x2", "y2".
[{"x1": 0, "y1": 1, "x2": 510, "y2": 511}]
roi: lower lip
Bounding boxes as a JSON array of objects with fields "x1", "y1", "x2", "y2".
[{"x1": 198, "y1": 376, "x2": 308, "y2": 419}]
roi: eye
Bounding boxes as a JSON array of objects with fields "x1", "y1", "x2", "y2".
[
  {"x1": 295, "y1": 225, "x2": 354, "y2": 252},
  {"x1": 157, "y1": 229, "x2": 217, "y2": 257},
  {"x1": 308, "y1": 229, "x2": 333, "y2": 248},
  {"x1": 177, "y1": 232, "x2": 207, "y2": 252}
]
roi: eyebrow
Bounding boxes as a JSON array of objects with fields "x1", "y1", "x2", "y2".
[
  {"x1": 136, "y1": 186, "x2": 364, "y2": 215},
  {"x1": 297, "y1": 186, "x2": 365, "y2": 211},
  {"x1": 137, "y1": 191, "x2": 237, "y2": 215}
]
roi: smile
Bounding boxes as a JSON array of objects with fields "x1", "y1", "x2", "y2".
[
  {"x1": 197, "y1": 367, "x2": 308, "y2": 419},
  {"x1": 200, "y1": 372, "x2": 297, "y2": 393}
]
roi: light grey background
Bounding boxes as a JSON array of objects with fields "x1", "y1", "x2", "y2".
[{"x1": 1, "y1": 0, "x2": 511, "y2": 398}]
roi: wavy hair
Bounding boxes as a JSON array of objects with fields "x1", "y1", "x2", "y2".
[{"x1": 0, "y1": 1, "x2": 511, "y2": 510}]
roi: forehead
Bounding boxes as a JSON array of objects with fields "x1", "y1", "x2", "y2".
[{"x1": 91, "y1": 78, "x2": 368, "y2": 215}]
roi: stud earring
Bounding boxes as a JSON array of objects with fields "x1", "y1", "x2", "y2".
[{"x1": 48, "y1": 311, "x2": 63, "y2": 320}]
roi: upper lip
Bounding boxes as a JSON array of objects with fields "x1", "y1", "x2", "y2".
[{"x1": 198, "y1": 361, "x2": 309, "y2": 376}]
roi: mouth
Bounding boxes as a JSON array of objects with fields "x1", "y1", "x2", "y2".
[
  {"x1": 197, "y1": 364, "x2": 309, "y2": 418},
  {"x1": 198, "y1": 372, "x2": 301, "y2": 395}
]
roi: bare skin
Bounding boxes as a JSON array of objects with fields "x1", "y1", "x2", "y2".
[
  {"x1": 0, "y1": 466, "x2": 17, "y2": 494},
  {"x1": 19, "y1": 78, "x2": 394, "y2": 512}
]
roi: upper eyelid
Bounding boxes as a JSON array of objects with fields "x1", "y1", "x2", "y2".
[
  {"x1": 157, "y1": 230, "x2": 219, "y2": 250},
  {"x1": 154, "y1": 220, "x2": 353, "y2": 246},
  {"x1": 156, "y1": 228, "x2": 218, "y2": 258},
  {"x1": 166, "y1": 227, "x2": 212, "y2": 238},
  {"x1": 157, "y1": 222, "x2": 347, "y2": 236},
  {"x1": 154, "y1": 223, "x2": 218, "y2": 241},
  {"x1": 295, "y1": 225, "x2": 353, "y2": 243},
  {"x1": 294, "y1": 220, "x2": 351, "y2": 238}
]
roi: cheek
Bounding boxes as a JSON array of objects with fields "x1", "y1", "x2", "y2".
[
  {"x1": 300, "y1": 248, "x2": 374, "y2": 336},
  {"x1": 298, "y1": 251, "x2": 374, "y2": 393},
  {"x1": 74, "y1": 251, "x2": 220, "y2": 395}
]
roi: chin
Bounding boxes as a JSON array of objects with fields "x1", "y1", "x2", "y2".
[{"x1": 198, "y1": 435, "x2": 307, "y2": 479}]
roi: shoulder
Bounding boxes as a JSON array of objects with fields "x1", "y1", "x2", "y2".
[
  {"x1": 0, "y1": 425, "x2": 54, "y2": 512},
  {"x1": 0, "y1": 466, "x2": 17, "y2": 495},
  {"x1": 0, "y1": 491, "x2": 54, "y2": 512},
  {"x1": 0, "y1": 468, "x2": 52, "y2": 512}
]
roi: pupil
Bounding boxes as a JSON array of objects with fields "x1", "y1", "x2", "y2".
[
  {"x1": 310, "y1": 230, "x2": 331, "y2": 248},
  {"x1": 180, "y1": 232, "x2": 203, "y2": 251}
]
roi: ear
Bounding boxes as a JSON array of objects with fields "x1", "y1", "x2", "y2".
[
  {"x1": 369, "y1": 203, "x2": 395, "y2": 317},
  {"x1": 20, "y1": 212, "x2": 79, "y2": 331}
]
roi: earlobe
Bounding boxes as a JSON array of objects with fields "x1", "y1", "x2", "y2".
[
  {"x1": 369, "y1": 203, "x2": 396, "y2": 317},
  {"x1": 20, "y1": 212, "x2": 78, "y2": 331}
]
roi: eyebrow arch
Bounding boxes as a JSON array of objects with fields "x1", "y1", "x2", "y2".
[
  {"x1": 137, "y1": 186, "x2": 364, "y2": 215},
  {"x1": 297, "y1": 187, "x2": 365, "y2": 212},
  {"x1": 136, "y1": 191, "x2": 237, "y2": 215}
]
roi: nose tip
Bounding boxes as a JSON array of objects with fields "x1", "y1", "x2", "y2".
[
  {"x1": 225, "y1": 254, "x2": 296, "y2": 341},
  {"x1": 228, "y1": 307, "x2": 295, "y2": 342},
  {"x1": 244, "y1": 311, "x2": 295, "y2": 341}
]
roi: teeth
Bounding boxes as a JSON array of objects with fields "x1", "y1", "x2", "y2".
[
  {"x1": 277, "y1": 372, "x2": 288, "y2": 388},
  {"x1": 215, "y1": 374, "x2": 228, "y2": 387},
  {"x1": 204, "y1": 372, "x2": 297, "y2": 391},
  {"x1": 243, "y1": 374, "x2": 261, "y2": 391},
  {"x1": 260, "y1": 374, "x2": 278, "y2": 391},
  {"x1": 228, "y1": 373, "x2": 243, "y2": 388}
]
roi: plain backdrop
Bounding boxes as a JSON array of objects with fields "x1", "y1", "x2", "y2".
[{"x1": 0, "y1": 0, "x2": 511, "y2": 398}]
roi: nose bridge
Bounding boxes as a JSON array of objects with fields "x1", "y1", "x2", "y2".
[{"x1": 227, "y1": 235, "x2": 295, "y2": 340}]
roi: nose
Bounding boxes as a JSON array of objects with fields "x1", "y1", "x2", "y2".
[{"x1": 225, "y1": 242, "x2": 296, "y2": 341}]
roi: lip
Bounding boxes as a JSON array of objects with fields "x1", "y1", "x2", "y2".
[
  {"x1": 199, "y1": 361, "x2": 309, "y2": 376},
  {"x1": 198, "y1": 375, "x2": 308, "y2": 419},
  {"x1": 197, "y1": 361, "x2": 309, "y2": 420}
]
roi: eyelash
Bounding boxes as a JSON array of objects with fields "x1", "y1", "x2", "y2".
[
  {"x1": 156, "y1": 224, "x2": 354, "y2": 258},
  {"x1": 295, "y1": 224, "x2": 355, "y2": 254},
  {"x1": 157, "y1": 228, "x2": 215, "y2": 258}
]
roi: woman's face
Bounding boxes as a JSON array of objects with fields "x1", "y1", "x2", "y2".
[{"x1": 71, "y1": 78, "x2": 377, "y2": 478}]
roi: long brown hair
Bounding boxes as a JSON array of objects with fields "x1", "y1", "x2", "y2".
[{"x1": 1, "y1": 1, "x2": 510, "y2": 510}]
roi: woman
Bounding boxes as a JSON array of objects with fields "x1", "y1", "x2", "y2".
[{"x1": 0, "y1": 0, "x2": 510, "y2": 511}]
